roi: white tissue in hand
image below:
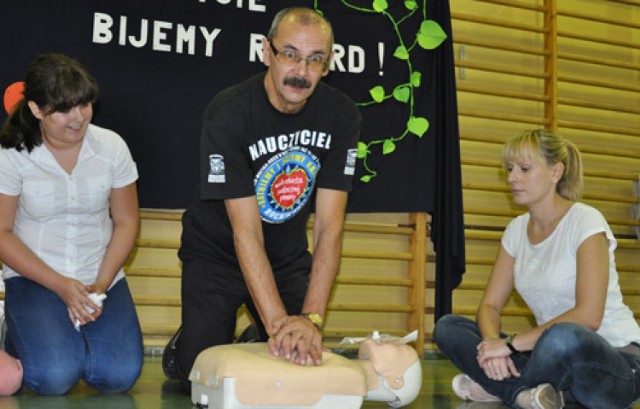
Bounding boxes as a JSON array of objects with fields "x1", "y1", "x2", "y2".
[
  {"x1": 74, "y1": 293, "x2": 107, "y2": 330},
  {"x1": 84, "y1": 293, "x2": 106, "y2": 314}
]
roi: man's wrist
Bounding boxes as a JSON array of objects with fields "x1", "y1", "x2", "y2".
[{"x1": 300, "y1": 312, "x2": 324, "y2": 330}]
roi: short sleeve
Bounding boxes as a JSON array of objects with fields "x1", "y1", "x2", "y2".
[
  {"x1": 199, "y1": 106, "x2": 256, "y2": 201},
  {"x1": 316, "y1": 91, "x2": 361, "y2": 191},
  {"x1": 111, "y1": 135, "x2": 138, "y2": 188},
  {"x1": 568, "y1": 204, "x2": 616, "y2": 252},
  {"x1": 501, "y1": 214, "x2": 526, "y2": 257},
  {"x1": 0, "y1": 149, "x2": 22, "y2": 196}
]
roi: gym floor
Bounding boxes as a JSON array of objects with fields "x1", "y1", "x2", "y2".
[{"x1": 0, "y1": 353, "x2": 635, "y2": 409}]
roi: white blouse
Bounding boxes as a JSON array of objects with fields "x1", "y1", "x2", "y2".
[{"x1": 0, "y1": 124, "x2": 138, "y2": 285}]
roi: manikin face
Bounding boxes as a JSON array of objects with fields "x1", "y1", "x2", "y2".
[
  {"x1": 28, "y1": 102, "x2": 93, "y2": 149},
  {"x1": 262, "y1": 16, "x2": 333, "y2": 114},
  {"x1": 505, "y1": 152, "x2": 562, "y2": 207}
]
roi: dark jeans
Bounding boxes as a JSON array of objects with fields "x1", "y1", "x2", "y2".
[
  {"x1": 5, "y1": 277, "x2": 143, "y2": 395},
  {"x1": 174, "y1": 254, "x2": 309, "y2": 391},
  {"x1": 434, "y1": 315, "x2": 640, "y2": 409}
]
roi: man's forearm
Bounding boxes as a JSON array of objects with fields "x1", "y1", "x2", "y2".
[
  {"x1": 226, "y1": 196, "x2": 288, "y2": 334},
  {"x1": 302, "y1": 189, "x2": 348, "y2": 316},
  {"x1": 302, "y1": 233, "x2": 342, "y2": 315}
]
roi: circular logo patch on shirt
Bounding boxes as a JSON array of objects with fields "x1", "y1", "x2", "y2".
[{"x1": 255, "y1": 147, "x2": 319, "y2": 224}]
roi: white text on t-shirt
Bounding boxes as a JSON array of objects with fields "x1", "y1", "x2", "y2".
[{"x1": 249, "y1": 129, "x2": 332, "y2": 161}]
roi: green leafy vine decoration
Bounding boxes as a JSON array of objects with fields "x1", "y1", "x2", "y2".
[{"x1": 313, "y1": 0, "x2": 447, "y2": 182}]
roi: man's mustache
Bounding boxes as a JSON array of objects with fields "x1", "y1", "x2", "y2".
[{"x1": 283, "y1": 76, "x2": 311, "y2": 89}]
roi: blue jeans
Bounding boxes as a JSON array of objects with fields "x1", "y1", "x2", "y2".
[
  {"x1": 4, "y1": 277, "x2": 143, "y2": 395},
  {"x1": 434, "y1": 315, "x2": 640, "y2": 409}
]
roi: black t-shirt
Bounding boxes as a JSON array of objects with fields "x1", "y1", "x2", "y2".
[{"x1": 180, "y1": 72, "x2": 361, "y2": 271}]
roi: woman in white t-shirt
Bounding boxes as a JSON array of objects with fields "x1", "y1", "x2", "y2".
[
  {"x1": 434, "y1": 129, "x2": 640, "y2": 409},
  {"x1": 0, "y1": 53, "x2": 143, "y2": 395}
]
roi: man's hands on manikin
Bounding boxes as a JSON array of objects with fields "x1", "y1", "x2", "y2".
[{"x1": 268, "y1": 314, "x2": 324, "y2": 366}]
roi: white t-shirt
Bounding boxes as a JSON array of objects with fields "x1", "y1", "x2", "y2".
[
  {"x1": 0, "y1": 124, "x2": 138, "y2": 285},
  {"x1": 502, "y1": 202, "x2": 640, "y2": 347}
]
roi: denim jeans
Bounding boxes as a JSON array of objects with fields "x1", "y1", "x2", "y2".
[
  {"x1": 4, "y1": 277, "x2": 143, "y2": 395},
  {"x1": 434, "y1": 314, "x2": 640, "y2": 409}
]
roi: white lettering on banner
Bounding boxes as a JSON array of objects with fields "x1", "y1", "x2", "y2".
[
  {"x1": 249, "y1": 33, "x2": 366, "y2": 74},
  {"x1": 153, "y1": 20, "x2": 172, "y2": 52},
  {"x1": 196, "y1": 0, "x2": 266, "y2": 11},
  {"x1": 93, "y1": 12, "x2": 372, "y2": 70},
  {"x1": 249, "y1": 33, "x2": 264, "y2": 63},
  {"x1": 199, "y1": 27, "x2": 222, "y2": 57},
  {"x1": 332, "y1": 44, "x2": 365, "y2": 74},
  {"x1": 93, "y1": 13, "x2": 221, "y2": 57},
  {"x1": 177, "y1": 25, "x2": 195, "y2": 55}
]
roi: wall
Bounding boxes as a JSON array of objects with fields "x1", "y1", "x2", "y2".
[{"x1": 450, "y1": 0, "x2": 640, "y2": 336}]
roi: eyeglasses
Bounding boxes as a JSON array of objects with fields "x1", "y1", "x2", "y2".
[{"x1": 268, "y1": 41, "x2": 329, "y2": 72}]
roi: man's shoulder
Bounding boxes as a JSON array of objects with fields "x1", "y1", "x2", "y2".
[
  {"x1": 204, "y1": 73, "x2": 264, "y2": 115},
  {"x1": 312, "y1": 81, "x2": 360, "y2": 119},
  {"x1": 315, "y1": 80, "x2": 355, "y2": 103}
]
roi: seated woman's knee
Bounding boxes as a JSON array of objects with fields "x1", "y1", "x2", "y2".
[
  {"x1": 89, "y1": 364, "x2": 141, "y2": 394},
  {"x1": 433, "y1": 314, "x2": 453, "y2": 344},
  {"x1": 433, "y1": 314, "x2": 467, "y2": 347},
  {"x1": 538, "y1": 322, "x2": 591, "y2": 356}
]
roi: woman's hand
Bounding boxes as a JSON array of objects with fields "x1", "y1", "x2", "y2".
[
  {"x1": 476, "y1": 338, "x2": 521, "y2": 380},
  {"x1": 56, "y1": 277, "x2": 103, "y2": 327},
  {"x1": 85, "y1": 283, "x2": 107, "y2": 321}
]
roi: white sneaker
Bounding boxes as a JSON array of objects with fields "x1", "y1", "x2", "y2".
[
  {"x1": 518, "y1": 383, "x2": 564, "y2": 409},
  {"x1": 452, "y1": 374, "x2": 501, "y2": 402}
]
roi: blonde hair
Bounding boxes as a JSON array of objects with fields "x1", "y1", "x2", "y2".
[{"x1": 501, "y1": 129, "x2": 583, "y2": 201}]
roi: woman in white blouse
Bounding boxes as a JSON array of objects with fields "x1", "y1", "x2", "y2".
[
  {"x1": 0, "y1": 53, "x2": 143, "y2": 395},
  {"x1": 434, "y1": 129, "x2": 640, "y2": 409}
]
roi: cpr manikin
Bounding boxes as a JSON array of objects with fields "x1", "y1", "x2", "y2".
[{"x1": 189, "y1": 331, "x2": 422, "y2": 409}]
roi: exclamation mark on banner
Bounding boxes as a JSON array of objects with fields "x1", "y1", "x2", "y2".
[{"x1": 378, "y1": 42, "x2": 384, "y2": 76}]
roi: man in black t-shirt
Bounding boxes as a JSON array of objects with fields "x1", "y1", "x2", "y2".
[{"x1": 163, "y1": 7, "x2": 361, "y2": 392}]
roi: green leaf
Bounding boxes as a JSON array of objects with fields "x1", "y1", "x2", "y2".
[
  {"x1": 357, "y1": 142, "x2": 369, "y2": 159},
  {"x1": 411, "y1": 71, "x2": 422, "y2": 87},
  {"x1": 383, "y1": 139, "x2": 396, "y2": 154},
  {"x1": 407, "y1": 116, "x2": 429, "y2": 137},
  {"x1": 404, "y1": 0, "x2": 418, "y2": 10},
  {"x1": 393, "y1": 45, "x2": 409, "y2": 60},
  {"x1": 360, "y1": 174, "x2": 374, "y2": 183},
  {"x1": 417, "y1": 20, "x2": 447, "y2": 50},
  {"x1": 369, "y1": 85, "x2": 385, "y2": 103},
  {"x1": 372, "y1": 0, "x2": 388, "y2": 12},
  {"x1": 392, "y1": 86, "x2": 410, "y2": 103}
]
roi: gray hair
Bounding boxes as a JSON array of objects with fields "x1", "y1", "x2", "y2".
[{"x1": 267, "y1": 7, "x2": 333, "y2": 45}]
